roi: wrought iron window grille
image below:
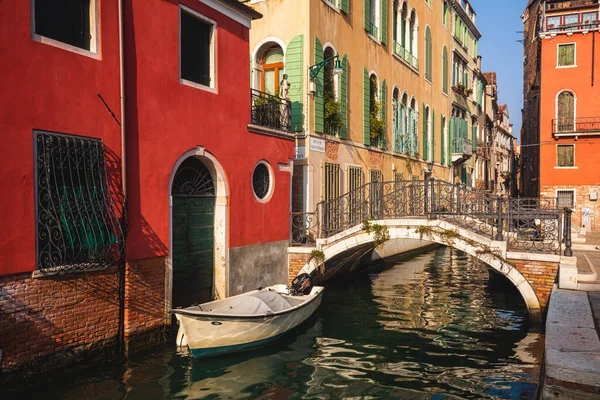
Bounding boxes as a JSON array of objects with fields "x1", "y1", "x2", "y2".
[{"x1": 35, "y1": 131, "x2": 124, "y2": 275}]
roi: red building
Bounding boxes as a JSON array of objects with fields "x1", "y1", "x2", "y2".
[
  {"x1": 0, "y1": 0, "x2": 294, "y2": 380},
  {"x1": 537, "y1": 0, "x2": 600, "y2": 230}
]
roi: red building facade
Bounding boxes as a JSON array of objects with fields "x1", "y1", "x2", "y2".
[
  {"x1": 0, "y1": 0, "x2": 294, "y2": 379},
  {"x1": 538, "y1": 0, "x2": 600, "y2": 230}
]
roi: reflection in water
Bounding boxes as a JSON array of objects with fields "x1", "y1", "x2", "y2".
[{"x1": 11, "y1": 247, "x2": 541, "y2": 399}]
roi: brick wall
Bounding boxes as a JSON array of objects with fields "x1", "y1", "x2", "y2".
[
  {"x1": 541, "y1": 184, "x2": 600, "y2": 231},
  {"x1": 288, "y1": 252, "x2": 311, "y2": 284},
  {"x1": 509, "y1": 258, "x2": 559, "y2": 311},
  {"x1": 124, "y1": 257, "x2": 167, "y2": 351},
  {"x1": 521, "y1": 0, "x2": 542, "y2": 197},
  {"x1": 0, "y1": 268, "x2": 120, "y2": 375}
]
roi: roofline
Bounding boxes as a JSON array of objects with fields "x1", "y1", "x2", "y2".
[
  {"x1": 209, "y1": 0, "x2": 262, "y2": 27},
  {"x1": 451, "y1": 0, "x2": 482, "y2": 39}
]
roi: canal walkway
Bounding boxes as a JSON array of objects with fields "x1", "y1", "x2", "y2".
[{"x1": 543, "y1": 230, "x2": 600, "y2": 399}]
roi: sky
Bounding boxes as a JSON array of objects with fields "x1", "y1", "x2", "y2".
[{"x1": 470, "y1": 0, "x2": 525, "y2": 142}]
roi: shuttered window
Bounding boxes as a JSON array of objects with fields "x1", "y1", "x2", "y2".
[
  {"x1": 557, "y1": 144, "x2": 574, "y2": 167},
  {"x1": 442, "y1": 46, "x2": 448, "y2": 94},
  {"x1": 425, "y1": 27, "x2": 432, "y2": 82},
  {"x1": 557, "y1": 44, "x2": 575, "y2": 67},
  {"x1": 180, "y1": 8, "x2": 214, "y2": 88},
  {"x1": 557, "y1": 91, "x2": 575, "y2": 132}
]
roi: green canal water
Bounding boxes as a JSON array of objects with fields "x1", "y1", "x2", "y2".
[{"x1": 15, "y1": 247, "x2": 543, "y2": 399}]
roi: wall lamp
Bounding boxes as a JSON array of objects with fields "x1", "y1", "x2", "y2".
[{"x1": 308, "y1": 53, "x2": 343, "y2": 93}]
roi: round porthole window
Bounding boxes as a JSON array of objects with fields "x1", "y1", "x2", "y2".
[{"x1": 252, "y1": 162, "x2": 273, "y2": 202}]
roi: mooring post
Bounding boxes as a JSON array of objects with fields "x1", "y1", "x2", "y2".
[
  {"x1": 495, "y1": 197, "x2": 504, "y2": 241},
  {"x1": 564, "y1": 207, "x2": 573, "y2": 257}
]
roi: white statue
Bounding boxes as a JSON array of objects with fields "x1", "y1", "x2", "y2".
[{"x1": 279, "y1": 74, "x2": 291, "y2": 129}]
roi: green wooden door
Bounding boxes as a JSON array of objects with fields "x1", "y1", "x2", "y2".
[{"x1": 171, "y1": 157, "x2": 215, "y2": 308}]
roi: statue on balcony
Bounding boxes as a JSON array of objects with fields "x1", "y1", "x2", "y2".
[
  {"x1": 279, "y1": 74, "x2": 291, "y2": 129},
  {"x1": 279, "y1": 74, "x2": 290, "y2": 100}
]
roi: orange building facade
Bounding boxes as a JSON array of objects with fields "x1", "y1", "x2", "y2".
[{"x1": 538, "y1": 0, "x2": 600, "y2": 231}]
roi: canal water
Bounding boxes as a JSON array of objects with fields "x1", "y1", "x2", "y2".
[{"x1": 14, "y1": 247, "x2": 543, "y2": 399}]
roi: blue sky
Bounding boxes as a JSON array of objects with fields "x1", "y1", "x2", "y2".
[{"x1": 470, "y1": 0, "x2": 525, "y2": 142}]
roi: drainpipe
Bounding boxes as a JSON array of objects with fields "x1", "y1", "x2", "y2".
[
  {"x1": 117, "y1": 0, "x2": 128, "y2": 356},
  {"x1": 592, "y1": 30, "x2": 595, "y2": 87}
]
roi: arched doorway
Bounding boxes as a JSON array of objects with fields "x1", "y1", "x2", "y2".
[{"x1": 171, "y1": 156, "x2": 215, "y2": 308}]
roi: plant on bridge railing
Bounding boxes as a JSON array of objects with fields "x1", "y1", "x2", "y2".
[
  {"x1": 308, "y1": 249, "x2": 326, "y2": 274},
  {"x1": 415, "y1": 225, "x2": 506, "y2": 263},
  {"x1": 362, "y1": 220, "x2": 390, "y2": 249}
]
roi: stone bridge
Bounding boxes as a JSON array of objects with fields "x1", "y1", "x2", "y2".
[{"x1": 289, "y1": 179, "x2": 576, "y2": 320}]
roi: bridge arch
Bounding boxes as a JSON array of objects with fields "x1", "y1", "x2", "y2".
[{"x1": 299, "y1": 219, "x2": 542, "y2": 317}]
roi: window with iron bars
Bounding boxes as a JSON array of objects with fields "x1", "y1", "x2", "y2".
[
  {"x1": 348, "y1": 166, "x2": 363, "y2": 225},
  {"x1": 370, "y1": 169, "x2": 383, "y2": 219},
  {"x1": 35, "y1": 131, "x2": 124, "y2": 275},
  {"x1": 557, "y1": 190, "x2": 575, "y2": 208}
]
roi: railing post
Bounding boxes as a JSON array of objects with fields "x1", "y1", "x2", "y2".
[
  {"x1": 495, "y1": 197, "x2": 504, "y2": 241},
  {"x1": 429, "y1": 177, "x2": 436, "y2": 219},
  {"x1": 564, "y1": 207, "x2": 573, "y2": 257},
  {"x1": 379, "y1": 181, "x2": 384, "y2": 220},
  {"x1": 424, "y1": 176, "x2": 429, "y2": 217}
]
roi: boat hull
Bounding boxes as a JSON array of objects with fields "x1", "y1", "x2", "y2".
[{"x1": 174, "y1": 286, "x2": 323, "y2": 358}]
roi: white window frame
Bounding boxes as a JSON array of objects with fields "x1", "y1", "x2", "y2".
[
  {"x1": 323, "y1": 44, "x2": 341, "y2": 100},
  {"x1": 252, "y1": 160, "x2": 275, "y2": 203},
  {"x1": 179, "y1": 4, "x2": 217, "y2": 93},
  {"x1": 555, "y1": 143, "x2": 578, "y2": 169},
  {"x1": 556, "y1": 42, "x2": 577, "y2": 68},
  {"x1": 322, "y1": 0, "x2": 341, "y2": 12},
  {"x1": 31, "y1": 0, "x2": 100, "y2": 60},
  {"x1": 367, "y1": 0, "x2": 382, "y2": 43}
]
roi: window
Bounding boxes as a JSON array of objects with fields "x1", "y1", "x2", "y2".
[
  {"x1": 443, "y1": 2, "x2": 448, "y2": 26},
  {"x1": 557, "y1": 190, "x2": 575, "y2": 208},
  {"x1": 557, "y1": 144, "x2": 574, "y2": 167},
  {"x1": 33, "y1": 0, "x2": 97, "y2": 53},
  {"x1": 324, "y1": 47, "x2": 339, "y2": 135},
  {"x1": 557, "y1": 43, "x2": 575, "y2": 67},
  {"x1": 368, "y1": 0, "x2": 380, "y2": 38},
  {"x1": 35, "y1": 131, "x2": 123, "y2": 274},
  {"x1": 425, "y1": 27, "x2": 432, "y2": 82},
  {"x1": 347, "y1": 165, "x2": 363, "y2": 225},
  {"x1": 252, "y1": 162, "x2": 273, "y2": 201},
  {"x1": 180, "y1": 7, "x2": 215, "y2": 89},
  {"x1": 557, "y1": 91, "x2": 575, "y2": 132},
  {"x1": 260, "y1": 47, "x2": 284, "y2": 95}
]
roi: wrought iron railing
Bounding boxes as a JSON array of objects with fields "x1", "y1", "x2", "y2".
[
  {"x1": 552, "y1": 117, "x2": 600, "y2": 135},
  {"x1": 451, "y1": 137, "x2": 473, "y2": 156},
  {"x1": 250, "y1": 89, "x2": 292, "y2": 132},
  {"x1": 290, "y1": 179, "x2": 573, "y2": 256}
]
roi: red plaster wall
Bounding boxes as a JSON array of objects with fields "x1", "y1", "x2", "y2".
[
  {"x1": 539, "y1": 33, "x2": 600, "y2": 187},
  {"x1": 0, "y1": 0, "x2": 122, "y2": 275},
  {"x1": 124, "y1": 0, "x2": 294, "y2": 261}
]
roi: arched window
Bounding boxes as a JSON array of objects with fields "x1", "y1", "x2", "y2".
[
  {"x1": 425, "y1": 26, "x2": 432, "y2": 81},
  {"x1": 442, "y1": 45, "x2": 448, "y2": 93},
  {"x1": 409, "y1": 9, "x2": 417, "y2": 57},
  {"x1": 392, "y1": 87, "x2": 402, "y2": 153},
  {"x1": 401, "y1": 3, "x2": 408, "y2": 49},
  {"x1": 424, "y1": 106, "x2": 432, "y2": 161},
  {"x1": 557, "y1": 91, "x2": 575, "y2": 132},
  {"x1": 324, "y1": 47, "x2": 339, "y2": 135},
  {"x1": 259, "y1": 46, "x2": 284, "y2": 95},
  {"x1": 369, "y1": 74, "x2": 381, "y2": 145}
]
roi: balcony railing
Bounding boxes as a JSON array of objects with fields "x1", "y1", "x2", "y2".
[
  {"x1": 251, "y1": 89, "x2": 292, "y2": 132},
  {"x1": 552, "y1": 117, "x2": 600, "y2": 136},
  {"x1": 452, "y1": 137, "x2": 473, "y2": 156}
]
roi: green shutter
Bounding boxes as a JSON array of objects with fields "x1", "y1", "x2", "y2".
[
  {"x1": 442, "y1": 46, "x2": 448, "y2": 93},
  {"x1": 440, "y1": 115, "x2": 445, "y2": 165},
  {"x1": 381, "y1": 0, "x2": 388, "y2": 45},
  {"x1": 422, "y1": 104, "x2": 426, "y2": 158},
  {"x1": 314, "y1": 36, "x2": 324, "y2": 134},
  {"x1": 341, "y1": 0, "x2": 349, "y2": 13},
  {"x1": 339, "y1": 55, "x2": 349, "y2": 139},
  {"x1": 447, "y1": 118, "x2": 451, "y2": 166},
  {"x1": 363, "y1": 67, "x2": 370, "y2": 145},
  {"x1": 381, "y1": 79, "x2": 387, "y2": 149},
  {"x1": 364, "y1": 0, "x2": 370, "y2": 31},
  {"x1": 286, "y1": 35, "x2": 304, "y2": 132},
  {"x1": 426, "y1": 27, "x2": 432, "y2": 81},
  {"x1": 432, "y1": 109, "x2": 435, "y2": 162}
]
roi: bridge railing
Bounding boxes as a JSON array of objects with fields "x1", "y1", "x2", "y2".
[{"x1": 290, "y1": 178, "x2": 573, "y2": 256}]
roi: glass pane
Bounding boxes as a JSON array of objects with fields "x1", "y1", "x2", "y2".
[
  {"x1": 583, "y1": 12, "x2": 597, "y2": 29},
  {"x1": 264, "y1": 70, "x2": 275, "y2": 94},
  {"x1": 264, "y1": 48, "x2": 283, "y2": 64},
  {"x1": 565, "y1": 14, "x2": 579, "y2": 30},
  {"x1": 547, "y1": 16, "x2": 560, "y2": 31}
]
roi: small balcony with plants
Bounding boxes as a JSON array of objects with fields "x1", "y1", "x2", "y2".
[
  {"x1": 451, "y1": 83, "x2": 473, "y2": 98},
  {"x1": 250, "y1": 89, "x2": 292, "y2": 134},
  {"x1": 451, "y1": 137, "x2": 473, "y2": 163}
]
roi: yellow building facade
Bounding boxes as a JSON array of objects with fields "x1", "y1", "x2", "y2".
[{"x1": 249, "y1": 0, "x2": 475, "y2": 215}]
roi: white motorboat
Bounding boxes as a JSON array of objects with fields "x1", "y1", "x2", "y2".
[{"x1": 173, "y1": 281, "x2": 324, "y2": 358}]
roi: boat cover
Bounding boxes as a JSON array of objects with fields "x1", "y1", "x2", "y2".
[{"x1": 210, "y1": 290, "x2": 304, "y2": 315}]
